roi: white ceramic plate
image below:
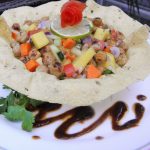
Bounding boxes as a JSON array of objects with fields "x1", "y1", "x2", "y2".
[
  {"x1": 0, "y1": 34, "x2": 150, "y2": 150},
  {"x1": 0, "y1": 73, "x2": 150, "y2": 150}
]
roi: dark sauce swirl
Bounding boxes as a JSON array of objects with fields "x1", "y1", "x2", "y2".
[{"x1": 28, "y1": 101, "x2": 145, "y2": 140}]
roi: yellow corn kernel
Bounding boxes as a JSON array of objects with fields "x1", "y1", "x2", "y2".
[{"x1": 31, "y1": 31, "x2": 49, "y2": 49}]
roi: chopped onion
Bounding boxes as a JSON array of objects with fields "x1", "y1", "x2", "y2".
[
  {"x1": 21, "y1": 24, "x2": 29, "y2": 31},
  {"x1": 38, "y1": 21, "x2": 50, "y2": 29},
  {"x1": 98, "y1": 40, "x2": 105, "y2": 50},
  {"x1": 116, "y1": 40, "x2": 123, "y2": 47},
  {"x1": 92, "y1": 43, "x2": 100, "y2": 51},
  {"x1": 82, "y1": 36, "x2": 92, "y2": 44},
  {"x1": 110, "y1": 46, "x2": 120, "y2": 58},
  {"x1": 72, "y1": 47, "x2": 82, "y2": 56},
  {"x1": 54, "y1": 39, "x2": 61, "y2": 46},
  {"x1": 92, "y1": 40, "x2": 105, "y2": 51},
  {"x1": 45, "y1": 32, "x2": 51, "y2": 35},
  {"x1": 47, "y1": 34, "x2": 60, "y2": 40},
  {"x1": 50, "y1": 44, "x2": 61, "y2": 62}
]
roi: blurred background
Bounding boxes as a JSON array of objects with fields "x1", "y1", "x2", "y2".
[{"x1": 0, "y1": 0, "x2": 149, "y2": 25}]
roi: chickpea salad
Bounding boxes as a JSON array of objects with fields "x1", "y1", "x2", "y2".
[
  {"x1": 10, "y1": 16, "x2": 128, "y2": 80},
  {"x1": 10, "y1": 1, "x2": 128, "y2": 80}
]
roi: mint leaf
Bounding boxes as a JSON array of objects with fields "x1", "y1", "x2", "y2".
[
  {"x1": 4, "y1": 105, "x2": 35, "y2": 131},
  {"x1": 103, "y1": 69, "x2": 114, "y2": 75},
  {"x1": 0, "y1": 98, "x2": 7, "y2": 113}
]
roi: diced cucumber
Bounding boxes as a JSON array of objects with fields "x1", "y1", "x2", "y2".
[
  {"x1": 50, "y1": 44, "x2": 60, "y2": 62},
  {"x1": 57, "y1": 51, "x2": 64, "y2": 61},
  {"x1": 72, "y1": 47, "x2": 82, "y2": 56},
  {"x1": 54, "y1": 39, "x2": 61, "y2": 46}
]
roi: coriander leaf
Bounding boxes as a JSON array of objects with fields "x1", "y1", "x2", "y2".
[
  {"x1": 29, "y1": 99, "x2": 43, "y2": 107},
  {"x1": 22, "y1": 111, "x2": 35, "y2": 132},
  {"x1": 3, "y1": 85, "x2": 12, "y2": 90},
  {"x1": 4, "y1": 105, "x2": 24, "y2": 121},
  {"x1": 18, "y1": 95, "x2": 30, "y2": 106},
  {"x1": 103, "y1": 69, "x2": 114, "y2": 75},
  {"x1": 3, "y1": 105, "x2": 35, "y2": 131},
  {"x1": 0, "y1": 98, "x2": 7, "y2": 113},
  {"x1": 7, "y1": 92, "x2": 16, "y2": 106}
]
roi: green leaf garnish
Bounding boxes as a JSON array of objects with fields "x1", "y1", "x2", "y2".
[
  {"x1": 22, "y1": 111, "x2": 35, "y2": 132},
  {"x1": 0, "y1": 98, "x2": 7, "y2": 113},
  {"x1": 103, "y1": 69, "x2": 114, "y2": 75},
  {"x1": 0, "y1": 85, "x2": 44, "y2": 132},
  {"x1": 7, "y1": 92, "x2": 16, "y2": 106},
  {"x1": 4, "y1": 105, "x2": 35, "y2": 131}
]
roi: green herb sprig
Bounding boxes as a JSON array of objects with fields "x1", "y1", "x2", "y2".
[{"x1": 0, "y1": 85, "x2": 43, "y2": 131}]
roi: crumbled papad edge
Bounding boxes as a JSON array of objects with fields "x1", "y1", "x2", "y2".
[{"x1": 0, "y1": 0, "x2": 149, "y2": 106}]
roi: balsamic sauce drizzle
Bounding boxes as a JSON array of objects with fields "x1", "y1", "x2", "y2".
[{"x1": 28, "y1": 101, "x2": 145, "y2": 140}]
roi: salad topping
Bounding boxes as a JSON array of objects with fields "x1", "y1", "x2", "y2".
[{"x1": 10, "y1": 0, "x2": 128, "y2": 79}]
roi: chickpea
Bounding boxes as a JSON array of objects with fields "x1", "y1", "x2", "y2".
[
  {"x1": 29, "y1": 49, "x2": 41, "y2": 60},
  {"x1": 36, "y1": 65, "x2": 49, "y2": 73},
  {"x1": 116, "y1": 54, "x2": 128, "y2": 67},
  {"x1": 94, "y1": 51, "x2": 107, "y2": 63},
  {"x1": 42, "y1": 52, "x2": 56, "y2": 66},
  {"x1": 20, "y1": 56, "x2": 30, "y2": 64},
  {"x1": 48, "y1": 64, "x2": 63, "y2": 78},
  {"x1": 16, "y1": 31, "x2": 28, "y2": 43},
  {"x1": 92, "y1": 18, "x2": 103, "y2": 27},
  {"x1": 12, "y1": 23, "x2": 20, "y2": 31},
  {"x1": 10, "y1": 42, "x2": 21, "y2": 57}
]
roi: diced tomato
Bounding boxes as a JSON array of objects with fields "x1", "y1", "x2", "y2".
[
  {"x1": 12, "y1": 32, "x2": 17, "y2": 40},
  {"x1": 61, "y1": 1, "x2": 86, "y2": 12},
  {"x1": 104, "y1": 46, "x2": 112, "y2": 53},
  {"x1": 63, "y1": 63, "x2": 75, "y2": 77},
  {"x1": 66, "y1": 53, "x2": 76, "y2": 62},
  {"x1": 61, "y1": 0, "x2": 86, "y2": 28}
]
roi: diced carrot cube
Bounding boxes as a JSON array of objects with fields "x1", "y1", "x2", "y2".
[
  {"x1": 20, "y1": 43, "x2": 31, "y2": 57},
  {"x1": 87, "y1": 65, "x2": 101, "y2": 79},
  {"x1": 25, "y1": 60, "x2": 39, "y2": 72},
  {"x1": 104, "y1": 46, "x2": 111, "y2": 53},
  {"x1": 63, "y1": 38, "x2": 76, "y2": 49}
]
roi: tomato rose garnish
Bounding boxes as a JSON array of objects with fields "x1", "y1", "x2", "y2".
[{"x1": 61, "y1": 0, "x2": 86, "y2": 28}]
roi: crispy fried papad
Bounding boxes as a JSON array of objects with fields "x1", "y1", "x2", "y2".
[{"x1": 0, "y1": 0, "x2": 150, "y2": 106}]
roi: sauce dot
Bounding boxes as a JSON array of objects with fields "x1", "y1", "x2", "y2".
[
  {"x1": 95, "y1": 136, "x2": 103, "y2": 140},
  {"x1": 32, "y1": 136, "x2": 40, "y2": 140},
  {"x1": 136, "y1": 95, "x2": 147, "y2": 101}
]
